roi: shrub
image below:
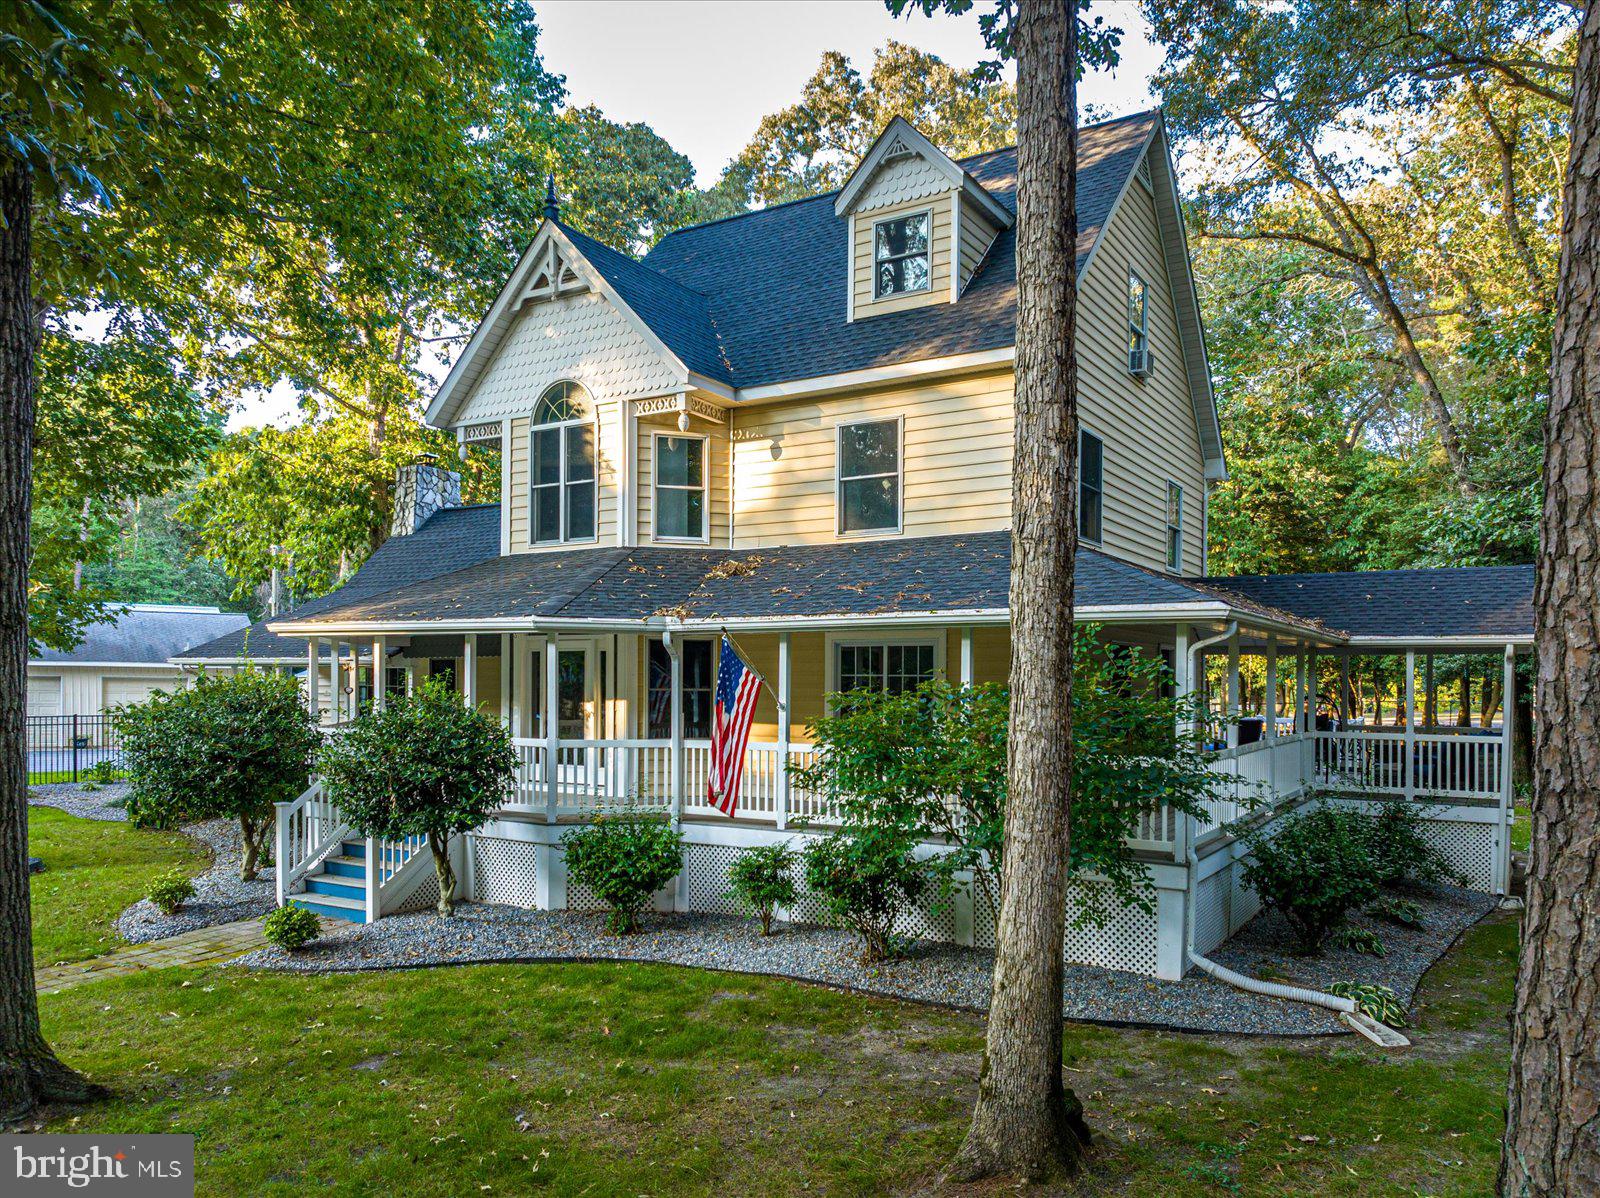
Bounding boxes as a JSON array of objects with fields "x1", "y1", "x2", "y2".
[
  {"x1": 1329, "y1": 981, "x2": 1408, "y2": 1028},
  {"x1": 562, "y1": 813, "x2": 683, "y2": 934},
  {"x1": 148, "y1": 869, "x2": 195, "y2": 916},
  {"x1": 263, "y1": 905, "x2": 323, "y2": 952},
  {"x1": 319, "y1": 678, "x2": 517, "y2": 917},
  {"x1": 801, "y1": 824, "x2": 929, "y2": 962},
  {"x1": 1364, "y1": 800, "x2": 1465, "y2": 890},
  {"x1": 117, "y1": 669, "x2": 319, "y2": 880},
  {"x1": 726, "y1": 843, "x2": 798, "y2": 935},
  {"x1": 1326, "y1": 925, "x2": 1385, "y2": 957},
  {"x1": 82, "y1": 760, "x2": 121, "y2": 784},
  {"x1": 1239, "y1": 804, "x2": 1379, "y2": 954}
]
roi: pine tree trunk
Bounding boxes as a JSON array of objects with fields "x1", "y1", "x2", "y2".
[
  {"x1": 1501, "y1": 8, "x2": 1600, "y2": 1193},
  {"x1": 0, "y1": 159, "x2": 103, "y2": 1120},
  {"x1": 948, "y1": 0, "x2": 1088, "y2": 1182}
]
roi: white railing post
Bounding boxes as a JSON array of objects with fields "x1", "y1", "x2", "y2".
[
  {"x1": 544, "y1": 635, "x2": 559, "y2": 823},
  {"x1": 776, "y1": 631, "x2": 791, "y2": 831},
  {"x1": 274, "y1": 802, "x2": 292, "y2": 905},
  {"x1": 669, "y1": 633, "x2": 684, "y2": 829},
  {"x1": 365, "y1": 835, "x2": 379, "y2": 922},
  {"x1": 1404, "y1": 649, "x2": 1417, "y2": 801}
]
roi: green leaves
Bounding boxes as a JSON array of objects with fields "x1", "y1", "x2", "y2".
[
  {"x1": 726, "y1": 843, "x2": 799, "y2": 935},
  {"x1": 561, "y1": 815, "x2": 684, "y2": 935}
]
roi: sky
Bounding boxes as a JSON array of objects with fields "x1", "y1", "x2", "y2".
[{"x1": 227, "y1": 0, "x2": 1166, "y2": 431}]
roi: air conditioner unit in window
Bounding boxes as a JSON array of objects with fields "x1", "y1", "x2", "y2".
[{"x1": 1128, "y1": 346, "x2": 1154, "y2": 377}]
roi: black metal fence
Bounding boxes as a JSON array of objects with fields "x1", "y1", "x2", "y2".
[{"x1": 26, "y1": 715, "x2": 125, "y2": 783}]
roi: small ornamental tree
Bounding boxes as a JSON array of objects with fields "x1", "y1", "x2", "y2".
[
  {"x1": 116, "y1": 669, "x2": 319, "y2": 880},
  {"x1": 318, "y1": 679, "x2": 517, "y2": 917},
  {"x1": 727, "y1": 843, "x2": 798, "y2": 934},
  {"x1": 802, "y1": 823, "x2": 930, "y2": 962},
  {"x1": 561, "y1": 813, "x2": 684, "y2": 934}
]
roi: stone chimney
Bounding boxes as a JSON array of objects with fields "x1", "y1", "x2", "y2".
[{"x1": 391, "y1": 456, "x2": 461, "y2": 537}]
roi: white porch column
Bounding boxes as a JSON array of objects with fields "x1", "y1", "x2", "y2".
[
  {"x1": 510, "y1": 633, "x2": 524, "y2": 737},
  {"x1": 1339, "y1": 651, "x2": 1352, "y2": 728},
  {"x1": 1225, "y1": 628, "x2": 1241, "y2": 748},
  {"x1": 776, "y1": 631, "x2": 792, "y2": 831},
  {"x1": 1264, "y1": 635, "x2": 1278, "y2": 738},
  {"x1": 306, "y1": 637, "x2": 321, "y2": 722},
  {"x1": 462, "y1": 634, "x2": 477, "y2": 709},
  {"x1": 499, "y1": 632, "x2": 512, "y2": 729},
  {"x1": 669, "y1": 633, "x2": 684, "y2": 828},
  {"x1": 1307, "y1": 648, "x2": 1319, "y2": 733},
  {"x1": 1498, "y1": 643, "x2": 1516, "y2": 894},
  {"x1": 959, "y1": 627, "x2": 974, "y2": 686},
  {"x1": 1404, "y1": 648, "x2": 1417, "y2": 801},
  {"x1": 1172, "y1": 624, "x2": 1192, "y2": 865},
  {"x1": 1294, "y1": 645, "x2": 1307, "y2": 732},
  {"x1": 1424, "y1": 652, "x2": 1436, "y2": 731},
  {"x1": 372, "y1": 637, "x2": 387, "y2": 713},
  {"x1": 544, "y1": 634, "x2": 559, "y2": 823}
]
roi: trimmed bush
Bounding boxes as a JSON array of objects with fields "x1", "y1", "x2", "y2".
[
  {"x1": 1239, "y1": 804, "x2": 1379, "y2": 954},
  {"x1": 1364, "y1": 800, "x2": 1466, "y2": 890},
  {"x1": 116, "y1": 669, "x2": 319, "y2": 880},
  {"x1": 148, "y1": 869, "x2": 196, "y2": 916},
  {"x1": 801, "y1": 825, "x2": 929, "y2": 962},
  {"x1": 562, "y1": 813, "x2": 683, "y2": 934},
  {"x1": 727, "y1": 844, "x2": 798, "y2": 935},
  {"x1": 319, "y1": 678, "x2": 518, "y2": 917},
  {"x1": 262, "y1": 905, "x2": 323, "y2": 952}
]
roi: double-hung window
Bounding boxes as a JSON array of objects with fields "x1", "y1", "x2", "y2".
[
  {"x1": 529, "y1": 381, "x2": 596, "y2": 545},
  {"x1": 873, "y1": 211, "x2": 931, "y2": 298},
  {"x1": 837, "y1": 418, "x2": 901, "y2": 534},
  {"x1": 1079, "y1": 429, "x2": 1104, "y2": 544},
  {"x1": 653, "y1": 433, "x2": 706, "y2": 541},
  {"x1": 1166, "y1": 481, "x2": 1184, "y2": 573},
  {"x1": 1127, "y1": 269, "x2": 1150, "y2": 374},
  {"x1": 835, "y1": 641, "x2": 938, "y2": 697}
]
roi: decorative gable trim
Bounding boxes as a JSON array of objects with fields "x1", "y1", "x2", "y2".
[
  {"x1": 834, "y1": 116, "x2": 1014, "y2": 231},
  {"x1": 426, "y1": 221, "x2": 689, "y2": 428}
]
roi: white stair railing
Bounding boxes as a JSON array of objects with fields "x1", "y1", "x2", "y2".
[{"x1": 274, "y1": 780, "x2": 350, "y2": 904}]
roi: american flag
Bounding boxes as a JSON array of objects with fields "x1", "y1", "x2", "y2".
[{"x1": 709, "y1": 635, "x2": 761, "y2": 817}]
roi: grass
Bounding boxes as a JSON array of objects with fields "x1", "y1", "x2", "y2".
[
  {"x1": 29, "y1": 911, "x2": 1521, "y2": 1196},
  {"x1": 29, "y1": 805, "x2": 205, "y2": 968}
]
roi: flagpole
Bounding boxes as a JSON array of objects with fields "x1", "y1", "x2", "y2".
[{"x1": 718, "y1": 625, "x2": 779, "y2": 704}]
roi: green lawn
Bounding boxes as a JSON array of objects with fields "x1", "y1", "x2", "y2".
[
  {"x1": 29, "y1": 911, "x2": 1520, "y2": 1196},
  {"x1": 29, "y1": 805, "x2": 205, "y2": 967}
]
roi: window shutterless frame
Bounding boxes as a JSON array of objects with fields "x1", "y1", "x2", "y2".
[
  {"x1": 1166, "y1": 480, "x2": 1184, "y2": 573},
  {"x1": 1078, "y1": 427, "x2": 1104, "y2": 545},
  {"x1": 872, "y1": 208, "x2": 932, "y2": 299},
  {"x1": 1127, "y1": 268, "x2": 1149, "y2": 371},
  {"x1": 528, "y1": 381, "x2": 598, "y2": 546},
  {"x1": 650, "y1": 430, "x2": 709, "y2": 543},
  {"x1": 835, "y1": 415, "x2": 903, "y2": 536},
  {"x1": 824, "y1": 632, "x2": 945, "y2": 701}
]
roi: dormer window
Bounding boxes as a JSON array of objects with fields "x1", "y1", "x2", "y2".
[
  {"x1": 529, "y1": 381, "x2": 596, "y2": 545},
  {"x1": 874, "y1": 212, "x2": 931, "y2": 298}
]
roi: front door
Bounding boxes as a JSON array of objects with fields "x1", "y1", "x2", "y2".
[{"x1": 530, "y1": 639, "x2": 611, "y2": 786}]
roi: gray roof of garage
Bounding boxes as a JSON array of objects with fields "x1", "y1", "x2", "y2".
[{"x1": 33, "y1": 605, "x2": 249, "y2": 665}]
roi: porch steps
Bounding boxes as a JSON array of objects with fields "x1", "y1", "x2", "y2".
[{"x1": 287, "y1": 839, "x2": 370, "y2": 923}]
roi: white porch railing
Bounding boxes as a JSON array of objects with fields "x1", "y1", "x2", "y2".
[
  {"x1": 273, "y1": 780, "x2": 349, "y2": 904},
  {"x1": 1313, "y1": 729, "x2": 1503, "y2": 802},
  {"x1": 1196, "y1": 733, "x2": 1316, "y2": 841}
]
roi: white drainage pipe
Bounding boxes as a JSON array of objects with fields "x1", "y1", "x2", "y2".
[{"x1": 1187, "y1": 952, "x2": 1410, "y2": 1048}]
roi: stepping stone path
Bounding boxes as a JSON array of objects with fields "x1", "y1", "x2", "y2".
[{"x1": 35, "y1": 917, "x2": 336, "y2": 993}]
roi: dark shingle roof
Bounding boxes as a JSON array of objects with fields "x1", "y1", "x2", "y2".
[
  {"x1": 179, "y1": 504, "x2": 502, "y2": 662},
  {"x1": 1207, "y1": 567, "x2": 1535, "y2": 641},
  {"x1": 636, "y1": 112, "x2": 1156, "y2": 388},
  {"x1": 270, "y1": 530, "x2": 1311, "y2": 629},
  {"x1": 33, "y1": 605, "x2": 250, "y2": 665}
]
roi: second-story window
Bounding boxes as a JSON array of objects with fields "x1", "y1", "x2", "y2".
[
  {"x1": 1166, "y1": 481, "x2": 1184, "y2": 573},
  {"x1": 1127, "y1": 269, "x2": 1150, "y2": 375},
  {"x1": 874, "y1": 211, "x2": 931, "y2": 298},
  {"x1": 1079, "y1": 429, "x2": 1104, "y2": 544},
  {"x1": 530, "y1": 380, "x2": 596, "y2": 545},
  {"x1": 838, "y1": 418, "x2": 901, "y2": 534},
  {"x1": 654, "y1": 433, "x2": 706, "y2": 541}
]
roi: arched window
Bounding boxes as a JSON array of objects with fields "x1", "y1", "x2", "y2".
[{"x1": 530, "y1": 381, "x2": 596, "y2": 544}]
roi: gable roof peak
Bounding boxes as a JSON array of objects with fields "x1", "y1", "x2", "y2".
[{"x1": 833, "y1": 116, "x2": 1014, "y2": 229}]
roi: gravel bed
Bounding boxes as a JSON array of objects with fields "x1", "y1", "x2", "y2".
[
  {"x1": 233, "y1": 884, "x2": 1495, "y2": 1036},
  {"x1": 28, "y1": 781, "x2": 130, "y2": 822},
  {"x1": 116, "y1": 819, "x2": 277, "y2": 943}
]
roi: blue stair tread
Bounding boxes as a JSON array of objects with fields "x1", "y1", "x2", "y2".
[
  {"x1": 340, "y1": 841, "x2": 366, "y2": 859},
  {"x1": 322, "y1": 856, "x2": 367, "y2": 879},
  {"x1": 304, "y1": 876, "x2": 364, "y2": 900},
  {"x1": 287, "y1": 893, "x2": 366, "y2": 923}
]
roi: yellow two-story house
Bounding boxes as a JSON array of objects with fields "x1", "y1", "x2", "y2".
[{"x1": 233, "y1": 112, "x2": 1530, "y2": 979}]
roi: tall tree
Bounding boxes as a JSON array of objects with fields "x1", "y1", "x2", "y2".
[
  {"x1": 1501, "y1": 5, "x2": 1600, "y2": 1193},
  {"x1": 720, "y1": 41, "x2": 1019, "y2": 207},
  {"x1": 1, "y1": 0, "x2": 227, "y2": 1121}
]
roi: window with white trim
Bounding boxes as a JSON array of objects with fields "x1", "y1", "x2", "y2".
[
  {"x1": 1166, "y1": 481, "x2": 1184, "y2": 573},
  {"x1": 837, "y1": 418, "x2": 901, "y2": 534},
  {"x1": 1127, "y1": 270, "x2": 1150, "y2": 374},
  {"x1": 653, "y1": 434, "x2": 706, "y2": 541},
  {"x1": 529, "y1": 381, "x2": 596, "y2": 544},
  {"x1": 1079, "y1": 429, "x2": 1104, "y2": 544},
  {"x1": 836, "y1": 642, "x2": 938, "y2": 696},
  {"x1": 873, "y1": 211, "x2": 931, "y2": 298}
]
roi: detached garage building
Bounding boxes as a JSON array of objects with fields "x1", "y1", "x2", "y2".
[{"x1": 27, "y1": 604, "x2": 250, "y2": 717}]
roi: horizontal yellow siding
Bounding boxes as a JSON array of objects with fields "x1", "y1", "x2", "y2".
[{"x1": 851, "y1": 194, "x2": 954, "y2": 320}]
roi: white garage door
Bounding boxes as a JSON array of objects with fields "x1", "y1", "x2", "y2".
[
  {"x1": 102, "y1": 678, "x2": 169, "y2": 709},
  {"x1": 26, "y1": 676, "x2": 61, "y2": 717}
]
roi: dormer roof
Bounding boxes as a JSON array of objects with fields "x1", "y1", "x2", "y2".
[{"x1": 832, "y1": 115, "x2": 1015, "y2": 231}]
